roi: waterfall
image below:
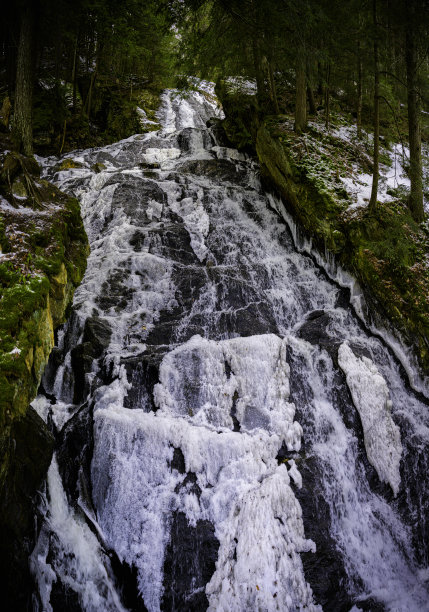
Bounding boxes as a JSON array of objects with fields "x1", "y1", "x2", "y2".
[{"x1": 30, "y1": 85, "x2": 429, "y2": 611}]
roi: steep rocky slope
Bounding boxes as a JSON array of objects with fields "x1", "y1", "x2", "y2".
[
  {"x1": 0, "y1": 147, "x2": 88, "y2": 607},
  {"x1": 217, "y1": 85, "x2": 429, "y2": 388}
]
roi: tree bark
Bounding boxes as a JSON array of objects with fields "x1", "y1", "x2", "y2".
[
  {"x1": 325, "y1": 63, "x2": 331, "y2": 130},
  {"x1": 267, "y1": 57, "x2": 279, "y2": 114},
  {"x1": 405, "y1": 0, "x2": 424, "y2": 222},
  {"x1": 369, "y1": 0, "x2": 379, "y2": 213},
  {"x1": 12, "y1": 1, "x2": 35, "y2": 155},
  {"x1": 317, "y1": 61, "x2": 323, "y2": 100},
  {"x1": 85, "y1": 67, "x2": 97, "y2": 120},
  {"x1": 72, "y1": 34, "x2": 79, "y2": 112},
  {"x1": 356, "y1": 39, "x2": 363, "y2": 139},
  {"x1": 252, "y1": 37, "x2": 266, "y2": 106},
  {"x1": 307, "y1": 85, "x2": 316, "y2": 115},
  {"x1": 295, "y1": 48, "x2": 307, "y2": 134}
]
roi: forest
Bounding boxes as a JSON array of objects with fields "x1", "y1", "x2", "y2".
[
  {"x1": 1, "y1": 0, "x2": 429, "y2": 220},
  {"x1": 1, "y1": 1, "x2": 429, "y2": 611}
]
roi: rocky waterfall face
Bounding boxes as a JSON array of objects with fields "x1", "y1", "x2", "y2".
[{"x1": 30, "y1": 87, "x2": 429, "y2": 612}]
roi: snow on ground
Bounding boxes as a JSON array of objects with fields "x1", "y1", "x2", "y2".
[
  {"x1": 307, "y1": 120, "x2": 427, "y2": 214},
  {"x1": 340, "y1": 140, "x2": 411, "y2": 211},
  {"x1": 225, "y1": 77, "x2": 257, "y2": 95}
]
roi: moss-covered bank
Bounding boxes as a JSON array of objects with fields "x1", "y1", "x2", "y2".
[
  {"x1": 217, "y1": 89, "x2": 429, "y2": 379},
  {"x1": 0, "y1": 148, "x2": 89, "y2": 606}
]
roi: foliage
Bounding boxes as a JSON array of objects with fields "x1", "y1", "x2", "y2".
[{"x1": 0, "y1": 0, "x2": 177, "y2": 153}]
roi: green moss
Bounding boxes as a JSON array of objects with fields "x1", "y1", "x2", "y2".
[
  {"x1": 137, "y1": 89, "x2": 162, "y2": 130},
  {"x1": 215, "y1": 81, "x2": 261, "y2": 152},
  {"x1": 251, "y1": 117, "x2": 429, "y2": 375},
  {"x1": 0, "y1": 173, "x2": 89, "y2": 490},
  {"x1": 55, "y1": 158, "x2": 84, "y2": 171}
]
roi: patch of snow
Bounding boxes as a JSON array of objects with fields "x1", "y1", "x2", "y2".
[{"x1": 225, "y1": 77, "x2": 257, "y2": 95}]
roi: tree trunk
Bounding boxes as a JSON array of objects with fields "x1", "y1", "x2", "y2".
[
  {"x1": 307, "y1": 85, "x2": 316, "y2": 115},
  {"x1": 267, "y1": 57, "x2": 279, "y2": 114},
  {"x1": 12, "y1": 1, "x2": 35, "y2": 155},
  {"x1": 405, "y1": 0, "x2": 424, "y2": 222},
  {"x1": 83, "y1": 39, "x2": 101, "y2": 119},
  {"x1": 356, "y1": 39, "x2": 363, "y2": 139},
  {"x1": 85, "y1": 67, "x2": 97, "y2": 120},
  {"x1": 72, "y1": 34, "x2": 79, "y2": 112},
  {"x1": 295, "y1": 49, "x2": 307, "y2": 134},
  {"x1": 325, "y1": 63, "x2": 331, "y2": 130},
  {"x1": 369, "y1": 0, "x2": 379, "y2": 213},
  {"x1": 252, "y1": 37, "x2": 266, "y2": 106},
  {"x1": 317, "y1": 61, "x2": 323, "y2": 100}
]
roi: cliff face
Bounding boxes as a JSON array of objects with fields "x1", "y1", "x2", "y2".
[{"x1": 0, "y1": 149, "x2": 89, "y2": 607}]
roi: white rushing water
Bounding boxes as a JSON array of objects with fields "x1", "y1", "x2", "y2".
[{"x1": 31, "y1": 85, "x2": 429, "y2": 611}]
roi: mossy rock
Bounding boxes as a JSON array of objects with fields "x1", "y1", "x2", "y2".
[
  {"x1": 253, "y1": 117, "x2": 429, "y2": 377},
  {"x1": 11, "y1": 178, "x2": 28, "y2": 199},
  {"x1": 0, "y1": 170, "x2": 89, "y2": 491},
  {"x1": 0, "y1": 151, "x2": 40, "y2": 186},
  {"x1": 0, "y1": 405, "x2": 54, "y2": 609},
  {"x1": 91, "y1": 162, "x2": 106, "y2": 173},
  {"x1": 215, "y1": 81, "x2": 261, "y2": 153},
  {"x1": 54, "y1": 158, "x2": 85, "y2": 172}
]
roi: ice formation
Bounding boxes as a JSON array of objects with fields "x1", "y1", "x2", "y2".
[
  {"x1": 29, "y1": 82, "x2": 429, "y2": 612},
  {"x1": 338, "y1": 342, "x2": 402, "y2": 495}
]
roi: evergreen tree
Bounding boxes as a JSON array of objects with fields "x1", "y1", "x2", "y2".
[{"x1": 12, "y1": 0, "x2": 36, "y2": 155}]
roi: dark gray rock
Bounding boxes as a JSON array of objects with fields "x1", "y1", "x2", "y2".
[
  {"x1": 70, "y1": 317, "x2": 112, "y2": 404},
  {"x1": 0, "y1": 407, "x2": 54, "y2": 610},
  {"x1": 297, "y1": 310, "x2": 338, "y2": 357},
  {"x1": 57, "y1": 402, "x2": 93, "y2": 507},
  {"x1": 122, "y1": 349, "x2": 162, "y2": 411},
  {"x1": 96, "y1": 267, "x2": 135, "y2": 313},
  {"x1": 176, "y1": 158, "x2": 248, "y2": 185},
  {"x1": 178, "y1": 127, "x2": 213, "y2": 152},
  {"x1": 162, "y1": 511, "x2": 219, "y2": 611}
]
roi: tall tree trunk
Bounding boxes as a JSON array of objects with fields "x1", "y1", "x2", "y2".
[
  {"x1": 295, "y1": 48, "x2": 307, "y2": 134},
  {"x1": 72, "y1": 34, "x2": 79, "y2": 112},
  {"x1": 405, "y1": 0, "x2": 424, "y2": 222},
  {"x1": 356, "y1": 39, "x2": 363, "y2": 139},
  {"x1": 83, "y1": 38, "x2": 101, "y2": 119},
  {"x1": 267, "y1": 57, "x2": 279, "y2": 114},
  {"x1": 317, "y1": 60, "x2": 323, "y2": 101},
  {"x1": 85, "y1": 67, "x2": 97, "y2": 120},
  {"x1": 252, "y1": 37, "x2": 266, "y2": 106},
  {"x1": 12, "y1": 1, "x2": 35, "y2": 155},
  {"x1": 369, "y1": 0, "x2": 379, "y2": 213},
  {"x1": 307, "y1": 57, "x2": 316, "y2": 115},
  {"x1": 307, "y1": 86, "x2": 316, "y2": 115},
  {"x1": 325, "y1": 63, "x2": 331, "y2": 130}
]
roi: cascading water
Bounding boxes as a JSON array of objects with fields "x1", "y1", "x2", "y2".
[{"x1": 30, "y1": 84, "x2": 429, "y2": 611}]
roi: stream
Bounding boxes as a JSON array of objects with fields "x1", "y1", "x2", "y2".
[{"x1": 30, "y1": 85, "x2": 429, "y2": 612}]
